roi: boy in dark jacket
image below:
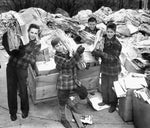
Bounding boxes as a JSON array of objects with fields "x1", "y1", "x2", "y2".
[
  {"x1": 92, "y1": 22, "x2": 122, "y2": 113},
  {"x1": 2, "y1": 24, "x2": 41, "y2": 121},
  {"x1": 51, "y1": 37, "x2": 88, "y2": 128}
]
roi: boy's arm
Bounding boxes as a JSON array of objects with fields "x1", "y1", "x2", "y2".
[
  {"x1": 55, "y1": 45, "x2": 84, "y2": 70},
  {"x1": 92, "y1": 41, "x2": 122, "y2": 62},
  {"x1": 100, "y1": 46, "x2": 121, "y2": 62}
]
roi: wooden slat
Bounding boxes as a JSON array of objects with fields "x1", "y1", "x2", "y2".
[
  {"x1": 36, "y1": 73, "x2": 59, "y2": 87},
  {"x1": 80, "y1": 76, "x2": 99, "y2": 90},
  {"x1": 70, "y1": 110, "x2": 84, "y2": 128},
  {"x1": 36, "y1": 84, "x2": 57, "y2": 100},
  {"x1": 65, "y1": 107, "x2": 78, "y2": 128}
]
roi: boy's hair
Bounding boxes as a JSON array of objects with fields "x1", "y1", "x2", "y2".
[
  {"x1": 107, "y1": 22, "x2": 116, "y2": 32},
  {"x1": 51, "y1": 37, "x2": 61, "y2": 48},
  {"x1": 28, "y1": 24, "x2": 40, "y2": 32},
  {"x1": 88, "y1": 17, "x2": 97, "y2": 23}
]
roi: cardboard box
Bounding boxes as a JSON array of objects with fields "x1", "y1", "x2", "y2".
[
  {"x1": 133, "y1": 93, "x2": 150, "y2": 128},
  {"x1": 28, "y1": 65, "x2": 100, "y2": 104},
  {"x1": 118, "y1": 89, "x2": 133, "y2": 122}
]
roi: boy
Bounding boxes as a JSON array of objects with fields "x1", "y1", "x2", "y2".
[
  {"x1": 92, "y1": 22, "x2": 122, "y2": 113},
  {"x1": 2, "y1": 24, "x2": 41, "y2": 121},
  {"x1": 74, "y1": 17, "x2": 99, "y2": 44},
  {"x1": 84, "y1": 17, "x2": 99, "y2": 35},
  {"x1": 51, "y1": 37, "x2": 88, "y2": 128}
]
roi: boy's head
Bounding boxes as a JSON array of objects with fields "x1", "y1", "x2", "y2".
[
  {"x1": 106, "y1": 22, "x2": 116, "y2": 39},
  {"x1": 28, "y1": 24, "x2": 40, "y2": 41},
  {"x1": 88, "y1": 17, "x2": 97, "y2": 30},
  {"x1": 51, "y1": 37, "x2": 67, "y2": 53}
]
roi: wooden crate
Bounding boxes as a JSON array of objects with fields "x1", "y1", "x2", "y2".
[
  {"x1": 28, "y1": 65, "x2": 100, "y2": 104},
  {"x1": 28, "y1": 65, "x2": 59, "y2": 104},
  {"x1": 77, "y1": 66, "x2": 100, "y2": 91}
]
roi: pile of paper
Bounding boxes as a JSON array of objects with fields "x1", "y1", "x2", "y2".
[
  {"x1": 114, "y1": 73, "x2": 148, "y2": 98},
  {"x1": 35, "y1": 59, "x2": 56, "y2": 75},
  {"x1": 134, "y1": 88, "x2": 150, "y2": 104},
  {"x1": 88, "y1": 92, "x2": 109, "y2": 111}
]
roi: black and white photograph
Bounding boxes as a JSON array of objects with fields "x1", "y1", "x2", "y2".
[{"x1": 0, "y1": 0, "x2": 150, "y2": 128}]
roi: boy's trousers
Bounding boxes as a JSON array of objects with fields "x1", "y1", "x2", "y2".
[
  {"x1": 101, "y1": 73, "x2": 118, "y2": 106},
  {"x1": 57, "y1": 85, "x2": 88, "y2": 107},
  {"x1": 6, "y1": 64, "x2": 29, "y2": 115}
]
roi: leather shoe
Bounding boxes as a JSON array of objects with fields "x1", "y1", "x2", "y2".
[
  {"x1": 10, "y1": 114, "x2": 17, "y2": 121},
  {"x1": 22, "y1": 112, "x2": 28, "y2": 119},
  {"x1": 61, "y1": 118, "x2": 72, "y2": 128},
  {"x1": 108, "y1": 106, "x2": 116, "y2": 113}
]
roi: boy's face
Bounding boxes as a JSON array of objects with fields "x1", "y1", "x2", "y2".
[
  {"x1": 88, "y1": 21, "x2": 97, "y2": 30},
  {"x1": 28, "y1": 28, "x2": 39, "y2": 41},
  {"x1": 106, "y1": 28, "x2": 115, "y2": 39},
  {"x1": 54, "y1": 42, "x2": 68, "y2": 53}
]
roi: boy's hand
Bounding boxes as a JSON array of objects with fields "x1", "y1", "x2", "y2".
[
  {"x1": 74, "y1": 53, "x2": 80, "y2": 61},
  {"x1": 91, "y1": 49, "x2": 103, "y2": 57},
  {"x1": 11, "y1": 49, "x2": 25, "y2": 58},
  {"x1": 76, "y1": 45, "x2": 85, "y2": 55},
  {"x1": 33, "y1": 44, "x2": 41, "y2": 55}
]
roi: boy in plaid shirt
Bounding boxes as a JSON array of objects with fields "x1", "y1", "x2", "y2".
[
  {"x1": 92, "y1": 22, "x2": 122, "y2": 113},
  {"x1": 51, "y1": 37, "x2": 88, "y2": 128}
]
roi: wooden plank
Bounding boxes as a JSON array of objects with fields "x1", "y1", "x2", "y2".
[
  {"x1": 36, "y1": 72, "x2": 59, "y2": 84},
  {"x1": 36, "y1": 84, "x2": 57, "y2": 100},
  {"x1": 70, "y1": 110, "x2": 84, "y2": 128},
  {"x1": 65, "y1": 106, "x2": 78, "y2": 128},
  {"x1": 36, "y1": 73, "x2": 59, "y2": 87}
]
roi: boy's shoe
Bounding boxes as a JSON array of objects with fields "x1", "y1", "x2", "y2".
[
  {"x1": 108, "y1": 106, "x2": 116, "y2": 113},
  {"x1": 61, "y1": 119, "x2": 72, "y2": 128},
  {"x1": 22, "y1": 112, "x2": 28, "y2": 119},
  {"x1": 98, "y1": 102, "x2": 106, "y2": 106},
  {"x1": 10, "y1": 114, "x2": 17, "y2": 121}
]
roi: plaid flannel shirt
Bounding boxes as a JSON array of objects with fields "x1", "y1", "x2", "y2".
[
  {"x1": 54, "y1": 51, "x2": 81, "y2": 90},
  {"x1": 100, "y1": 36, "x2": 122, "y2": 76},
  {"x1": 8, "y1": 41, "x2": 39, "y2": 69}
]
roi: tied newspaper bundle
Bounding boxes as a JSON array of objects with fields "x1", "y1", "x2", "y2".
[{"x1": 54, "y1": 28, "x2": 78, "y2": 57}]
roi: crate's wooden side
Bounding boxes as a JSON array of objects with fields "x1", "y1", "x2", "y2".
[
  {"x1": 80, "y1": 76, "x2": 99, "y2": 90},
  {"x1": 35, "y1": 83, "x2": 57, "y2": 100},
  {"x1": 78, "y1": 66, "x2": 100, "y2": 91},
  {"x1": 36, "y1": 73, "x2": 59, "y2": 87},
  {"x1": 77, "y1": 66, "x2": 100, "y2": 79}
]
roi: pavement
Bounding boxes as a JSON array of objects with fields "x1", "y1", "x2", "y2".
[{"x1": 0, "y1": 49, "x2": 135, "y2": 128}]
